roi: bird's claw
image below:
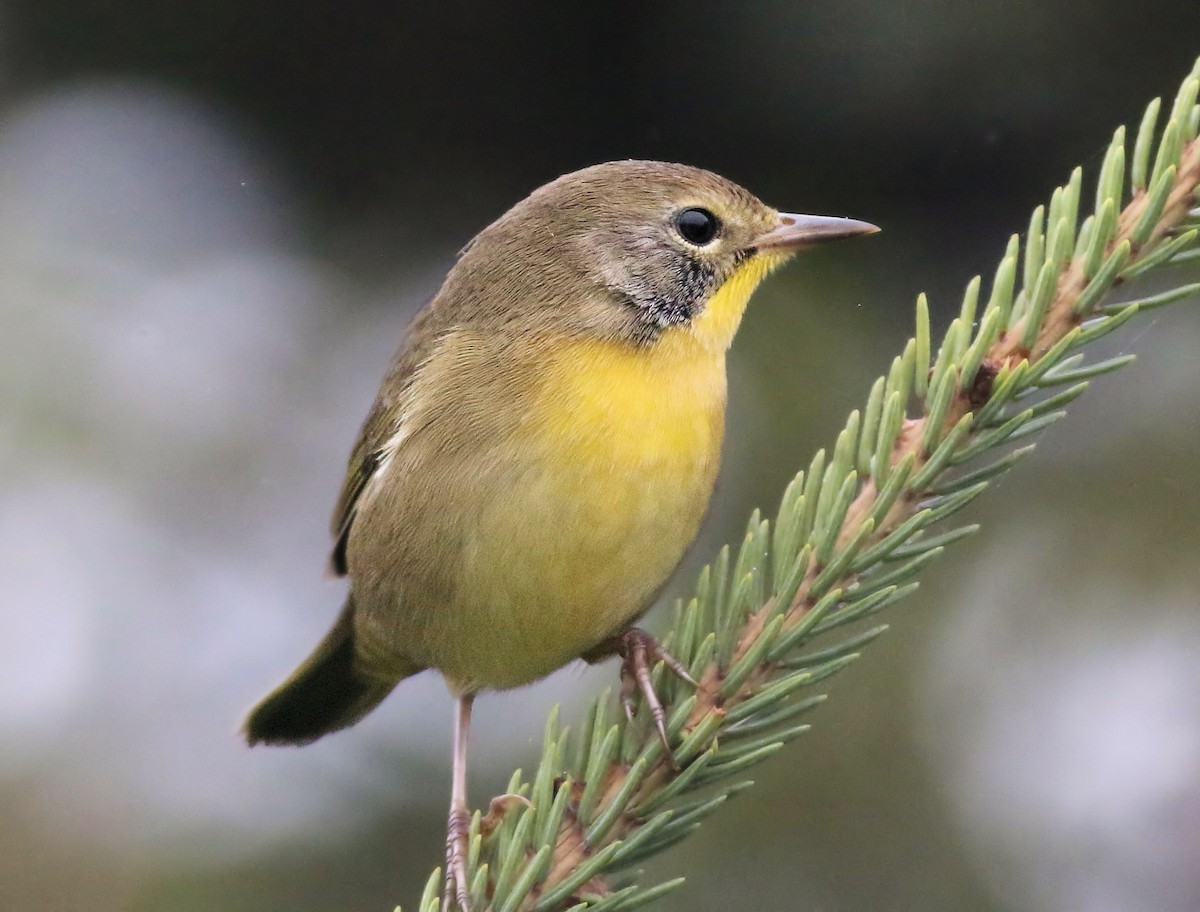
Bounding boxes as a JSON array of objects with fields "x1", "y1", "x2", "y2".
[
  {"x1": 618, "y1": 628, "x2": 697, "y2": 769},
  {"x1": 443, "y1": 805, "x2": 472, "y2": 912}
]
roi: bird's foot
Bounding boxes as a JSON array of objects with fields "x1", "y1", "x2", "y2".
[
  {"x1": 443, "y1": 804, "x2": 472, "y2": 912},
  {"x1": 617, "y1": 627, "x2": 698, "y2": 768}
]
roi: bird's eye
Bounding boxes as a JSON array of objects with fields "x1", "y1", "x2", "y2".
[{"x1": 674, "y1": 207, "x2": 721, "y2": 246}]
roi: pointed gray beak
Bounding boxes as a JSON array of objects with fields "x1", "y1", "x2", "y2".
[{"x1": 754, "y1": 212, "x2": 880, "y2": 251}]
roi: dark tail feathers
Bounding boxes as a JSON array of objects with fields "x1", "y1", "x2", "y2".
[{"x1": 243, "y1": 598, "x2": 409, "y2": 746}]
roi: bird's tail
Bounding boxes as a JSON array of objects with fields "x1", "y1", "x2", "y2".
[{"x1": 243, "y1": 597, "x2": 412, "y2": 746}]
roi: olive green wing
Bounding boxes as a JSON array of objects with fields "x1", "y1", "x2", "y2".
[
  {"x1": 328, "y1": 400, "x2": 397, "y2": 577},
  {"x1": 327, "y1": 302, "x2": 444, "y2": 577},
  {"x1": 328, "y1": 447, "x2": 383, "y2": 577}
]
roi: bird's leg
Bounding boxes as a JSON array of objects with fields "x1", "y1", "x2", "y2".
[
  {"x1": 443, "y1": 692, "x2": 475, "y2": 912},
  {"x1": 615, "y1": 628, "x2": 698, "y2": 766}
]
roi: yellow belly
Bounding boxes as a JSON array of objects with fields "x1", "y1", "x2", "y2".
[
  {"x1": 444, "y1": 334, "x2": 727, "y2": 690},
  {"x1": 357, "y1": 256, "x2": 779, "y2": 692}
]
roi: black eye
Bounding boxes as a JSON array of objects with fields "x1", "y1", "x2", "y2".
[{"x1": 674, "y1": 207, "x2": 721, "y2": 246}]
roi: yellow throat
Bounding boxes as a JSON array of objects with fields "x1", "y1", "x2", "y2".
[
  {"x1": 666, "y1": 250, "x2": 784, "y2": 356},
  {"x1": 540, "y1": 251, "x2": 785, "y2": 455}
]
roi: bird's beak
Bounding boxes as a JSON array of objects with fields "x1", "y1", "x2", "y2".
[{"x1": 754, "y1": 212, "x2": 880, "y2": 252}]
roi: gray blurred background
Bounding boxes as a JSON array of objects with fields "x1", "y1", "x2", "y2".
[{"x1": 3, "y1": 2, "x2": 1200, "y2": 911}]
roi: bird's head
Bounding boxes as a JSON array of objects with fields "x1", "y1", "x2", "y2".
[{"x1": 447, "y1": 160, "x2": 878, "y2": 351}]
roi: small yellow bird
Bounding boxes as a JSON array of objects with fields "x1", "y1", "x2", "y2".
[{"x1": 244, "y1": 160, "x2": 876, "y2": 909}]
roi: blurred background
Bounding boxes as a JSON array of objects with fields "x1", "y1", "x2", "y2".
[{"x1": 2, "y1": 2, "x2": 1200, "y2": 910}]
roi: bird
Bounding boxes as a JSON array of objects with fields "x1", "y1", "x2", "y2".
[{"x1": 243, "y1": 160, "x2": 877, "y2": 909}]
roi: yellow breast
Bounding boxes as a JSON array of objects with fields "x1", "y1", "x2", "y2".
[
  {"x1": 534, "y1": 249, "x2": 780, "y2": 460},
  {"x1": 445, "y1": 256, "x2": 778, "y2": 689}
]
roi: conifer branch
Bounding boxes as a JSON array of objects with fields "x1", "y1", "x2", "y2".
[{"x1": 407, "y1": 57, "x2": 1200, "y2": 912}]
